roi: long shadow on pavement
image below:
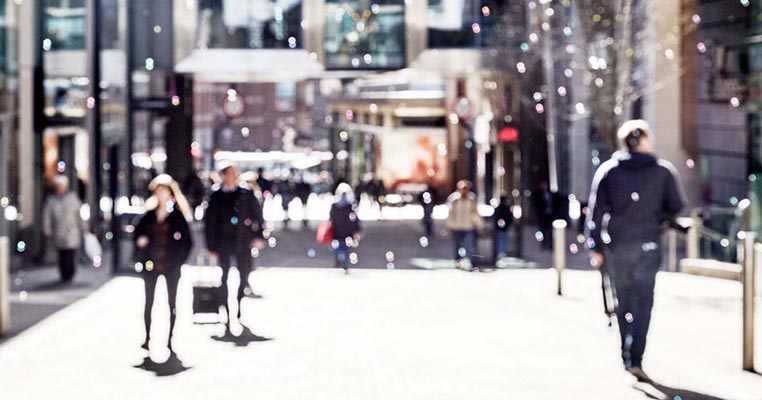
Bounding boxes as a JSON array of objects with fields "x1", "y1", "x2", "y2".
[
  {"x1": 633, "y1": 380, "x2": 728, "y2": 400},
  {"x1": 134, "y1": 351, "x2": 191, "y2": 377},
  {"x1": 211, "y1": 325, "x2": 273, "y2": 347}
]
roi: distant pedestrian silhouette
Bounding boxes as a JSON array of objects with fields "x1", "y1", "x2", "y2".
[
  {"x1": 204, "y1": 162, "x2": 266, "y2": 333},
  {"x1": 329, "y1": 183, "x2": 361, "y2": 273},
  {"x1": 446, "y1": 180, "x2": 484, "y2": 271},
  {"x1": 42, "y1": 175, "x2": 84, "y2": 282},
  {"x1": 133, "y1": 174, "x2": 193, "y2": 352}
]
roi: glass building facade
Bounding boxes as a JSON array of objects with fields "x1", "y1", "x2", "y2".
[
  {"x1": 197, "y1": 0, "x2": 302, "y2": 49},
  {"x1": 323, "y1": 0, "x2": 405, "y2": 69}
]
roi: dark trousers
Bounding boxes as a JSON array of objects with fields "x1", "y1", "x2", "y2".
[
  {"x1": 453, "y1": 230, "x2": 475, "y2": 263},
  {"x1": 607, "y1": 245, "x2": 661, "y2": 368},
  {"x1": 58, "y1": 249, "x2": 76, "y2": 282},
  {"x1": 422, "y1": 215, "x2": 433, "y2": 237},
  {"x1": 495, "y1": 230, "x2": 509, "y2": 257},
  {"x1": 143, "y1": 269, "x2": 180, "y2": 342},
  {"x1": 333, "y1": 239, "x2": 350, "y2": 269},
  {"x1": 218, "y1": 244, "x2": 253, "y2": 320}
]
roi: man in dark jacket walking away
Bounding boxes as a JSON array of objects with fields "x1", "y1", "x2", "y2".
[
  {"x1": 205, "y1": 162, "x2": 266, "y2": 332},
  {"x1": 329, "y1": 183, "x2": 362, "y2": 273},
  {"x1": 586, "y1": 120, "x2": 685, "y2": 383}
]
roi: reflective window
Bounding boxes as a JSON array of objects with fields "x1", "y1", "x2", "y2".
[
  {"x1": 44, "y1": 0, "x2": 86, "y2": 50},
  {"x1": 197, "y1": 0, "x2": 302, "y2": 49},
  {"x1": 324, "y1": 0, "x2": 405, "y2": 70},
  {"x1": 428, "y1": 0, "x2": 504, "y2": 48},
  {"x1": 0, "y1": 0, "x2": 17, "y2": 74}
]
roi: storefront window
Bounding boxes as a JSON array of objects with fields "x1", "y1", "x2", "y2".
[
  {"x1": 44, "y1": 0, "x2": 86, "y2": 50},
  {"x1": 197, "y1": 0, "x2": 302, "y2": 49},
  {"x1": 428, "y1": 0, "x2": 504, "y2": 48},
  {"x1": 323, "y1": 0, "x2": 405, "y2": 70}
]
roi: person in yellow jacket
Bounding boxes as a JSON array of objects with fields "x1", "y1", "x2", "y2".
[{"x1": 446, "y1": 180, "x2": 484, "y2": 271}]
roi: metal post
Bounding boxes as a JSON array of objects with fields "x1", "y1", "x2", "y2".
[
  {"x1": 553, "y1": 219, "x2": 567, "y2": 296},
  {"x1": 687, "y1": 211, "x2": 700, "y2": 259},
  {"x1": 87, "y1": 0, "x2": 102, "y2": 235},
  {"x1": 0, "y1": 237, "x2": 10, "y2": 336},
  {"x1": 668, "y1": 229, "x2": 677, "y2": 272},
  {"x1": 742, "y1": 231, "x2": 756, "y2": 372}
]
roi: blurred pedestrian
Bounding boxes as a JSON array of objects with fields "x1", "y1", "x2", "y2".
[
  {"x1": 275, "y1": 173, "x2": 294, "y2": 227},
  {"x1": 294, "y1": 174, "x2": 312, "y2": 228},
  {"x1": 256, "y1": 167, "x2": 272, "y2": 197},
  {"x1": 493, "y1": 193, "x2": 513, "y2": 259},
  {"x1": 42, "y1": 175, "x2": 84, "y2": 282},
  {"x1": 181, "y1": 169, "x2": 206, "y2": 211},
  {"x1": 586, "y1": 120, "x2": 685, "y2": 383},
  {"x1": 419, "y1": 185, "x2": 437, "y2": 237},
  {"x1": 205, "y1": 162, "x2": 266, "y2": 332},
  {"x1": 532, "y1": 180, "x2": 556, "y2": 250},
  {"x1": 133, "y1": 174, "x2": 193, "y2": 352},
  {"x1": 329, "y1": 183, "x2": 361, "y2": 273},
  {"x1": 446, "y1": 180, "x2": 484, "y2": 271}
]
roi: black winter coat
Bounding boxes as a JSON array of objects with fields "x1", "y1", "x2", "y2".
[
  {"x1": 493, "y1": 204, "x2": 512, "y2": 231},
  {"x1": 586, "y1": 151, "x2": 685, "y2": 251},
  {"x1": 133, "y1": 208, "x2": 193, "y2": 271},
  {"x1": 329, "y1": 201, "x2": 361, "y2": 240},
  {"x1": 204, "y1": 186, "x2": 264, "y2": 252}
]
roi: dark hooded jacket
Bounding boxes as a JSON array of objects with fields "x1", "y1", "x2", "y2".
[
  {"x1": 133, "y1": 208, "x2": 193, "y2": 272},
  {"x1": 204, "y1": 186, "x2": 265, "y2": 252},
  {"x1": 586, "y1": 151, "x2": 685, "y2": 251}
]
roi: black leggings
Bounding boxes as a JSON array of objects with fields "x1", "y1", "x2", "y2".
[
  {"x1": 143, "y1": 269, "x2": 180, "y2": 341},
  {"x1": 58, "y1": 249, "x2": 76, "y2": 282},
  {"x1": 218, "y1": 246, "x2": 253, "y2": 320}
]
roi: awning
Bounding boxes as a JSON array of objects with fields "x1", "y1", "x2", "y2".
[{"x1": 175, "y1": 49, "x2": 325, "y2": 82}]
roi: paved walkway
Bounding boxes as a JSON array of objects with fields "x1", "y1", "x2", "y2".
[{"x1": 0, "y1": 267, "x2": 759, "y2": 399}]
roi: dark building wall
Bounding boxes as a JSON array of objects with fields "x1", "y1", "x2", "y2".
[{"x1": 694, "y1": 0, "x2": 749, "y2": 205}]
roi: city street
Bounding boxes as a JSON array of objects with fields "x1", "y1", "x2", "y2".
[{"x1": 0, "y1": 257, "x2": 760, "y2": 399}]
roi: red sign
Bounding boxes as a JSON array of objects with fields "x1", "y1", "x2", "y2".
[{"x1": 498, "y1": 127, "x2": 519, "y2": 143}]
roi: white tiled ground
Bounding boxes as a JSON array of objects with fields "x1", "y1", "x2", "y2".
[{"x1": 0, "y1": 268, "x2": 760, "y2": 400}]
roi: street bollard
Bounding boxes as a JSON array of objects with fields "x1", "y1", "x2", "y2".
[
  {"x1": 0, "y1": 236, "x2": 9, "y2": 336},
  {"x1": 742, "y1": 231, "x2": 756, "y2": 372},
  {"x1": 553, "y1": 219, "x2": 567, "y2": 296},
  {"x1": 686, "y1": 210, "x2": 700, "y2": 259},
  {"x1": 668, "y1": 229, "x2": 677, "y2": 272}
]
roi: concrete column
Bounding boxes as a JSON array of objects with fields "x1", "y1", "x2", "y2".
[
  {"x1": 173, "y1": 0, "x2": 197, "y2": 66},
  {"x1": 569, "y1": 5, "x2": 591, "y2": 201},
  {"x1": 405, "y1": 0, "x2": 427, "y2": 66},
  {"x1": 303, "y1": 0, "x2": 325, "y2": 64},
  {"x1": 17, "y1": 0, "x2": 40, "y2": 230},
  {"x1": 643, "y1": 0, "x2": 700, "y2": 206}
]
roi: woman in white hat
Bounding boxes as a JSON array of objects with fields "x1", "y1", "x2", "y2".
[{"x1": 133, "y1": 174, "x2": 193, "y2": 352}]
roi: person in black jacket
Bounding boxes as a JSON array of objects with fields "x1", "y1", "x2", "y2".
[
  {"x1": 329, "y1": 183, "x2": 362, "y2": 273},
  {"x1": 493, "y1": 194, "x2": 513, "y2": 258},
  {"x1": 586, "y1": 120, "x2": 685, "y2": 383},
  {"x1": 205, "y1": 162, "x2": 266, "y2": 332},
  {"x1": 133, "y1": 174, "x2": 194, "y2": 352},
  {"x1": 419, "y1": 185, "x2": 437, "y2": 237}
]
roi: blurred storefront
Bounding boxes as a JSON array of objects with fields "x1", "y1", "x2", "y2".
[{"x1": 2, "y1": 0, "x2": 529, "y2": 266}]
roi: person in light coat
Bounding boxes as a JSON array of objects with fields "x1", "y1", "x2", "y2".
[
  {"x1": 446, "y1": 180, "x2": 484, "y2": 271},
  {"x1": 43, "y1": 175, "x2": 84, "y2": 282}
]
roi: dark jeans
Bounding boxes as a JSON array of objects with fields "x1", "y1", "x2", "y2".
[
  {"x1": 143, "y1": 269, "x2": 180, "y2": 342},
  {"x1": 452, "y1": 230, "x2": 475, "y2": 263},
  {"x1": 495, "y1": 230, "x2": 509, "y2": 257},
  {"x1": 422, "y1": 215, "x2": 433, "y2": 237},
  {"x1": 218, "y1": 244, "x2": 253, "y2": 320},
  {"x1": 58, "y1": 249, "x2": 76, "y2": 282},
  {"x1": 334, "y1": 239, "x2": 350, "y2": 269},
  {"x1": 607, "y1": 244, "x2": 661, "y2": 368}
]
